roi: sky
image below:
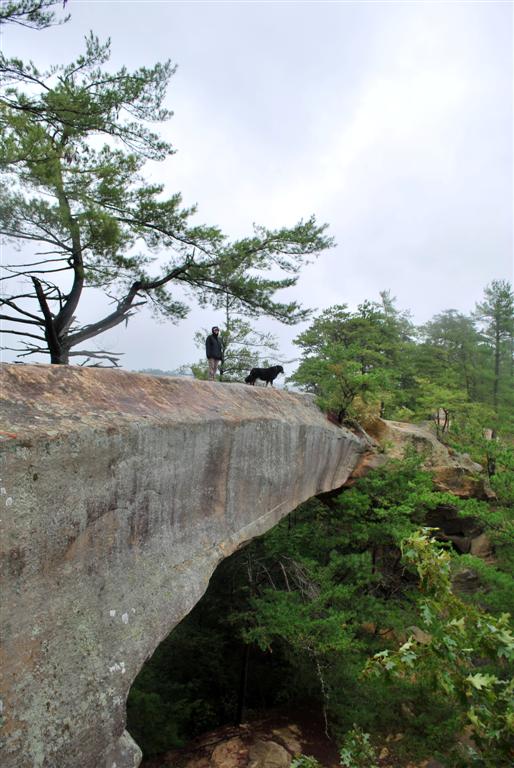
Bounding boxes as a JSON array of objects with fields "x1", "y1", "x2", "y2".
[{"x1": 1, "y1": 0, "x2": 513, "y2": 374}]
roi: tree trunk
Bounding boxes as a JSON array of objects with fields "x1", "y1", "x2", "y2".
[
  {"x1": 33, "y1": 277, "x2": 69, "y2": 364},
  {"x1": 49, "y1": 347, "x2": 69, "y2": 365},
  {"x1": 235, "y1": 643, "x2": 250, "y2": 725},
  {"x1": 493, "y1": 325, "x2": 500, "y2": 410}
]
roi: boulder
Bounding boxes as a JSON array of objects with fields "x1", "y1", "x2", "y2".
[
  {"x1": 470, "y1": 533, "x2": 495, "y2": 562},
  {"x1": 211, "y1": 737, "x2": 248, "y2": 768},
  {"x1": 408, "y1": 626, "x2": 432, "y2": 645},
  {"x1": 248, "y1": 739, "x2": 291, "y2": 768},
  {"x1": 452, "y1": 568, "x2": 481, "y2": 596},
  {"x1": 271, "y1": 726, "x2": 303, "y2": 756},
  {"x1": 447, "y1": 535, "x2": 472, "y2": 554},
  {"x1": 185, "y1": 760, "x2": 211, "y2": 768}
]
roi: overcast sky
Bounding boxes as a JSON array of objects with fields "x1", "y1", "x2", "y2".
[{"x1": 1, "y1": 0, "x2": 513, "y2": 373}]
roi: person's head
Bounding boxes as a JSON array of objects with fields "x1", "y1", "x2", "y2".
[{"x1": 212, "y1": 326, "x2": 219, "y2": 335}]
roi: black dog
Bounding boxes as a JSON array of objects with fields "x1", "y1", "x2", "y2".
[{"x1": 245, "y1": 365, "x2": 284, "y2": 387}]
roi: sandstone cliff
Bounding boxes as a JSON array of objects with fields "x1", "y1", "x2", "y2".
[
  {"x1": 0, "y1": 364, "x2": 370, "y2": 768},
  {"x1": 0, "y1": 365, "x2": 490, "y2": 768}
]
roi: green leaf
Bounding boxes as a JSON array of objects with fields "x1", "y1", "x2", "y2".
[{"x1": 467, "y1": 673, "x2": 498, "y2": 690}]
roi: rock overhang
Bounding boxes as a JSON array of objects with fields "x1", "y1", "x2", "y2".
[{"x1": 0, "y1": 364, "x2": 372, "y2": 768}]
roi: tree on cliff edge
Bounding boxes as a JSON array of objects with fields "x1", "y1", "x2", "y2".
[{"x1": 0, "y1": 35, "x2": 333, "y2": 365}]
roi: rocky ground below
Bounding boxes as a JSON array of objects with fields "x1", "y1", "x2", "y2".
[{"x1": 141, "y1": 712, "x2": 446, "y2": 768}]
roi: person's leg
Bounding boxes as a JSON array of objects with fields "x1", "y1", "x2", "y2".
[{"x1": 208, "y1": 358, "x2": 218, "y2": 380}]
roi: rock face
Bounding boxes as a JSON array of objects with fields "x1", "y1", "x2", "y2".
[
  {"x1": 0, "y1": 364, "x2": 371, "y2": 768},
  {"x1": 364, "y1": 418, "x2": 494, "y2": 499}
]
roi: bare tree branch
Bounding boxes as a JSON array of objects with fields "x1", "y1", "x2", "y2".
[
  {"x1": 0, "y1": 299, "x2": 43, "y2": 321},
  {"x1": 0, "y1": 312, "x2": 42, "y2": 325},
  {"x1": 0, "y1": 328, "x2": 46, "y2": 340},
  {"x1": 65, "y1": 261, "x2": 191, "y2": 347}
]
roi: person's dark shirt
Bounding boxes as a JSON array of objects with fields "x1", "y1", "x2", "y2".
[{"x1": 206, "y1": 333, "x2": 223, "y2": 360}]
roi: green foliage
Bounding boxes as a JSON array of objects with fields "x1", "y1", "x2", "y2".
[
  {"x1": 127, "y1": 592, "x2": 247, "y2": 754},
  {"x1": 291, "y1": 756, "x2": 322, "y2": 768},
  {"x1": 128, "y1": 459, "x2": 506, "y2": 763},
  {"x1": 290, "y1": 285, "x2": 513, "y2": 445},
  {"x1": 339, "y1": 726, "x2": 378, "y2": 768},
  {"x1": 366, "y1": 530, "x2": 514, "y2": 766},
  {"x1": 474, "y1": 280, "x2": 514, "y2": 413},
  {"x1": 417, "y1": 310, "x2": 484, "y2": 401},
  {"x1": 448, "y1": 445, "x2": 514, "y2": 619},
  {"x1": 126, "y1": 689, "x2": 185, "y2": 754},
  {"x1": 489, "y1": 444, "x2": 514, "y2": 505},
  {"x1": 290, "y1": 296, "x2": 414, "y2": 421},
  {"x1": 0, "y1": 0, "x2": 68, "y2": 29}
]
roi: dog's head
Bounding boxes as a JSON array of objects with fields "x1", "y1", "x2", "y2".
[
  {"x1": 244, "y1": 374, "x2": 253, "y2": 384},
  {"x1": 276, "y1": 365, "x2": 284, "y2": 375}
]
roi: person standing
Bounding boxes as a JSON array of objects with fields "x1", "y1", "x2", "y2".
[{"x1": 205, "y1": 326, "x2": 224, "y2": 381}]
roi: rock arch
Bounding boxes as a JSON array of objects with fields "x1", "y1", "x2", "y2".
[{"x1": 0, "y1": 365, "x2": 371, "y2": 768}]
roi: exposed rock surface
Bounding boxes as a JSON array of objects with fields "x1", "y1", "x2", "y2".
[
  {"x1": 248, "y1": 738, "x2": 291, "y2": 768},
  {"x1": 211, "y1": 737, "x2": 248, "y2": 768},
  {"x1": 141, "y1": 717, "x2": 446, "y2": 768},
  {"x1": 0, "y1": 364, "x2": 371, "y2": 768},
  {"x1": 365, "y1": 418, "x2": 494, "y2": 499},
  {"x1": 469, "y1": 532, "x2": 495, "y2": 562},
  {"x1": 143, "y1": 719, "x2": 328, "y2": 768}
]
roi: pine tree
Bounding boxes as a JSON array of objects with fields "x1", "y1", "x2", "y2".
[{"x1": 0, "y1": 36, "x2": 332, "y2": 364}]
